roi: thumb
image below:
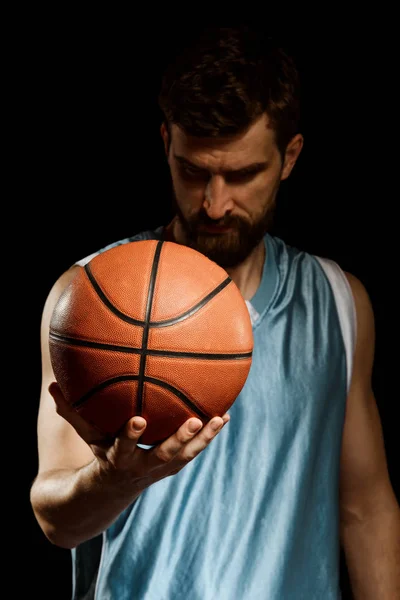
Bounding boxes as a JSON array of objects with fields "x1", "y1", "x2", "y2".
[
  {"x1": 48, "y1": 381, "x2": 109, "y2": 445},
  {"x1": 48, "y1": 381, "x2": 70, "y2": 417}
]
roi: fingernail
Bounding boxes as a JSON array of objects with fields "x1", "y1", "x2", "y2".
[
  {"x1": 211, "y1": 418, "x2": 223, "y2": 431},
  {"x1": 132, "y1": 418, "x2": 146, "y2": 431},
  {"x1": 188, "y1": 419, "x2": 202, "y2": 433}
]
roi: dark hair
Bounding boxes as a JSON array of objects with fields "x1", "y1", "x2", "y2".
[{"x1": 158, "y1": 26, "x2": 301, "y2": 159}]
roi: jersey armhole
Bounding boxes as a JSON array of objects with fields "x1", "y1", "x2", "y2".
[{"x1": 314, "y1": 256, "x2": 357, "y2": 394}]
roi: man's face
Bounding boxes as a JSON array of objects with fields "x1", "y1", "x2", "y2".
[{"x1": 162, "y1": 113, "x2": 301, "y2": 268}]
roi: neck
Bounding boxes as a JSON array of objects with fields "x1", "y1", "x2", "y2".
[
  {"x1": 225, "y1": 240, "x2": 265, "y2": 301},
  {"x1": 166, "y1": 216, "x2": 266, "y2": 301}
]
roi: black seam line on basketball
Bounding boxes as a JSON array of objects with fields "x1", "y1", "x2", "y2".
[
  {"x1": 83, "y1": 263, "x2": 233, "y2": 328},
  {"x1": 149, "y1": 276, "x2": 233, "y2": 327},
  {"x1": 49, "y1": 332, "x2": 252, "y2": 359},
  {"x1": 84, "y1": 262, "x2": 144, "y2": 326},
  {"x1": 137, "y1": 240, "x2": 163, "y2": 415},
  {"x1": 148, "y1": 349, "x2": 253, "y2": 359},
  {"x1": 145, "y1": 377, "x2": 209, "y2": 421},
  {"x1": 48, "y1": 332, "x2": 141, "y2": 354},
  {"x1": 72, "y1": 375, "x2": 139, "y2": 409},
  {"x1": 72, "y1": 374, "x2": 209, "y2": 421}
]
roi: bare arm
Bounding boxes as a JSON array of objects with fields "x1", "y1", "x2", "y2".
[
  {"x1": 30, "y1": 266, "x2": 229, "y2": 549},
  {"x1": 30, "y1": 441, "x2": 147, "y2": 549},
  {"x1": 339, "y1": 272, "x2": 400, "y2": 598}
]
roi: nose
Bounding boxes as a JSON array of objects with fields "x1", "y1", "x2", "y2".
[{"x1": 203, "y1": 175, "x2": 234, "y2": 220}]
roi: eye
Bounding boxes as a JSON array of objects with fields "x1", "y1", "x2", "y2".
[
  {"x1": 184, "y1": 165, "x2": 201, "y2": 175},
  {"x1": 180, "y1": 164, "x2": 209, "y2": 180},
  {"x1": 226, "y1": 170, "x2": 258, "y2": 183}
]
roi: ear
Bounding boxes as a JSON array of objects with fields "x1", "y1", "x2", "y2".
[
  {"x1": 160, "y1": 122, "x2": 170, "y2": 157},
  {"x1": 280, "y1": 133, "x2": 304, "y2": 181}
]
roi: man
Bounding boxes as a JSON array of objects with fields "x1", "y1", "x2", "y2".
[{"x1": 30, "y1": 26, "x2": 399, "y2": 599}]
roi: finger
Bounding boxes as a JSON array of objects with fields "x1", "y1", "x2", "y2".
[
  {"x1": 145, "y1": 417, "x2": 204, "y2": 467},
  {"x1": 175, "y1": 416, "x2": 226, "y2": 463},
  {"x1": 221, "y1": 413, "x2": 230, "y2": 425},
  {"x1": 48, "y1": 381, "x2": 71, "y2": 418},
  {"x1": 149, "y1": 413, "x2": 229, "y2": 469},
  {"x1": 112, "y1": 417, "x2": 148, "y2": 458}
]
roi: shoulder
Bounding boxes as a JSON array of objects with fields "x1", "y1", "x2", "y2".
[
  {"x1": 343, "y1": 271, "x2": 375, "y2": 364},
  {"x1": 315, "y1": 261, "x2": 375, "y2": 367},
  {"x1": 343, "y1": 271, "x2": 374, "y2": 313}
]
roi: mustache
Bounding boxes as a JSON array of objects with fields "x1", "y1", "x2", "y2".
[{"x1": 192, "y1": 211, "x2": 247, "y2": 229}]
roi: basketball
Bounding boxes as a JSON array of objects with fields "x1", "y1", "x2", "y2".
[{"x1": 49, "y1": 239, "x2": 254, "y2": 445}]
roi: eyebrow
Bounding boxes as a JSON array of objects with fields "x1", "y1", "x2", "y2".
[{"x1": 174, "y1": 155, "x2": 269, "y2": 175}]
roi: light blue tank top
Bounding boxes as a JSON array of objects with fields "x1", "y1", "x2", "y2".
[{"x1": 71, "y1": 227, "x2": 356, "y2": 599}]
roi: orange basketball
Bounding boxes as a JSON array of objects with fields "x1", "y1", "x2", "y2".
[{"x1": 49, "y1": 239, "x2": 254, "y2": 445}]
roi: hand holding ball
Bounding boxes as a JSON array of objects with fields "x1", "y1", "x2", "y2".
[{"x1": 49, "y1": 240, "x2": 253, "y2": 445}]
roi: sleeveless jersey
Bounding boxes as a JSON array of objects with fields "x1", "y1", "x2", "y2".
[{"x1": 71, "y1": 226, "x2": 356, "y2": 599}]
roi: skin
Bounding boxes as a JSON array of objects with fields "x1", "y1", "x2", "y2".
[
  {"x1": 161, "y1": 115, "x2": 400, "y2": 595},
  {"x1": 31, "y1": 113, "x2": 399, "y2": 596},
  {"x1": 31, "y1": 115, "x2": 300, "y2": 549},
  {"x1": 161, "y1": 114, "x2": 303, "y2": 299},
  {"x1": 31, "y1": 267, "x2": 230, "y2": 548}
]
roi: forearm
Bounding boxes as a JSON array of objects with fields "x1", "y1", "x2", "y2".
[
  {"x1": 30, "y1": 459, "x2": 146, "y2": 549},
  {"x1": 340, "y1": 504, "x2": 400, "y2": 599}
]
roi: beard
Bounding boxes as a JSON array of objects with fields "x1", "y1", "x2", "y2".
[{"x1": 171, "y1": 190, "x2": 276, "y2": 269}]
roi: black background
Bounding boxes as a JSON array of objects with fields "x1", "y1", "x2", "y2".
[{"x1": 19, "y1": 17, "x2": 397, "y2": 599}]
